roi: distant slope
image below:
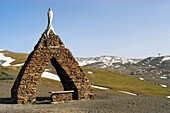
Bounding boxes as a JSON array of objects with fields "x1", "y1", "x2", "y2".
[
  {"x1": 82, "y1": 67, "x2": 170, "y2": 97},
  {"x1": 76, "y1": 56, "x2": 170, "y2": 89}
]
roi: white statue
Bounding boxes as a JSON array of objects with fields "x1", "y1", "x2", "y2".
[{"x1": 46, "y1": 8, "x2": 56, "y2": 37}]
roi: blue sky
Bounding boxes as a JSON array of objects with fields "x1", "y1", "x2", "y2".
[{"x1": 0, "y1": 0, "x2": 170, "y2": 58}]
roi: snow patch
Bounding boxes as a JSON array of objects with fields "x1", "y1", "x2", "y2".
[
  {"x1": 0, "y1": 53, "x2": 15, "y2": 66},
  {"x1": 45, "y1": 69, "x2": 51, "y2": 71},
  {"x1": 114, "y1": 65, "x2": 120, "y2": 68},
  {"x1": 167, "y1": 96, "x2": 170, "y2": 99},
  {"x1": 91, "y1": 85, "x2": 109, "y2": 89},
  {"x1": 160, "y1": 76, "x2": 167, "y2": 79},
  {"x1": 162, "y1": 57, "x2": 170, "y2": 62},
  {"x1": 101, "y1": 65, "x2": 107, "y2": 68},
  {"x1": 104, "y1": 56, "x2": 112, "y2": 60},
  {"x1": 13, "y1": 63, "x2": 24, "y2": 66},
  {"x1": 78, "y1": 60, "x2": 98, "y2": 66},
  {"x1": 163, "y1": 74, "x2": 167, "y2": 77},
  {"x1": 139, "y1": 78, "x2": 144, "y2": 80},
  {"x1": 87, "y1": 71, "x2": 93, "y2": 74},
  {"x1": 118, "y1": 90, "x2": 137, "y2": 96},
  {"x1": 0, "y1": 49, "x2": 4, "y2": 51},
  {"x1": 160, "y1": 84, "x2": 167, "y2": 88},
  {"x1": 41, "y1": 72, "x2": 60, "y2": 81}
]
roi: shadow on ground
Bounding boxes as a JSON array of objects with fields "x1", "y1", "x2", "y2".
[
  {"x1": 0, "y1": 98, "x2": 12, "y2": 104},
  {"x1": 0, "y1": 97, "x2": 52, "y2": 104},
  {"x1": 36, "y1": 97, "x2": 51, "y2": 104}
]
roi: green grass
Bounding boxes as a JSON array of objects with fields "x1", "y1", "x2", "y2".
[
  {"x1": 82, "y1": 67, "x2": 170, "y2": 97},
  {"x1": 0, "y1": 65, "x2": 21, "y2": 79}
]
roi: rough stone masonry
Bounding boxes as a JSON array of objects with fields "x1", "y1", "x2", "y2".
[{"x1": 11, "y1": 8, "x2": 94, "y2": 104}]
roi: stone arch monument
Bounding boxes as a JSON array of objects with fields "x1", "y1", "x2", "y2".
[{"x1": 11, "y1": 8, "x2": 94, "y2": 104}]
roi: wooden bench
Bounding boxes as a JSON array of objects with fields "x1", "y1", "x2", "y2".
[{"x1": 49, "y1": 90, "x2": 74, "y2": 103}]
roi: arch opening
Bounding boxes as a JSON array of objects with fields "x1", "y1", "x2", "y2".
[{"x1": 50, "y1": 57, "x2": 78, "y2": 100}]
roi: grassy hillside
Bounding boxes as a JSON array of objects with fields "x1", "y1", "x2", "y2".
[
  {"x1": 0, "y1": 65, "x2": 20, "y2": 80},
  {"x1": 82, "y1": 67, "x2": 170, "y2": 97}
]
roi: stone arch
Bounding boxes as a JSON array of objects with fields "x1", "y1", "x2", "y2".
[{"x1": 11, "y1": 30, "x2": 94, "y2": 104}]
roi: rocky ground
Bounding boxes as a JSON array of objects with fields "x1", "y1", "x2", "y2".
[{"x1": 0, "y1": 80, "x2": 170, "y2": 113}]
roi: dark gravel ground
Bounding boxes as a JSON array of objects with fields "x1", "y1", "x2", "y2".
[{"x1": 0, "y1": 80, "x2": 170, "y2": 113}]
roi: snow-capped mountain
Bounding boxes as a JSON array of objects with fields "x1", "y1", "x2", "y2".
[
  {"x1": 76, "y1": 56, "x2": 141, "y2": 66},
  {"x1": 76, "y1": 55, "x2": 170, "y2": 70}
]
